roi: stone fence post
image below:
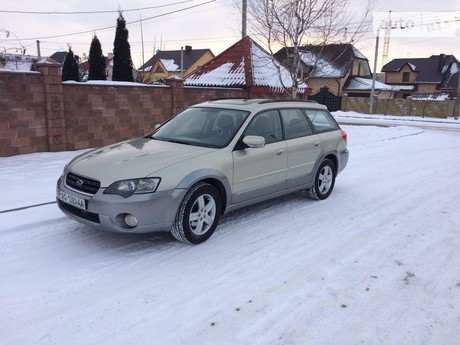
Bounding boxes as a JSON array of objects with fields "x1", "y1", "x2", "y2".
[
  {"x1": 341, "y1": 93, "x2": 348, "y2": 112},
  {"x1": 166, "y1": 77, "x2": 184, "y2": 116},
  {"x1": 33, "y1": 61, "x2": 67, "y2": 152}
]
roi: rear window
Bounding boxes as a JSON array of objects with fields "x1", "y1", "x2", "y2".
[{"x1": 304, "y1": 109, "x2": 338, "y2": 132}]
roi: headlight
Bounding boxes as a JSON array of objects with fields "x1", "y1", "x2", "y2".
[{"x1": 105, "y1": 178, "x2": 161, "y2": 198}]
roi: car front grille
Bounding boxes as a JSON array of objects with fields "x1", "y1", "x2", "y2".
[
  {"x1": 57, "y1": 199, "x2": 100, "y2": 224},
  {"x1": 66, "y1": 172, "x2": 101, "y2": 195}
]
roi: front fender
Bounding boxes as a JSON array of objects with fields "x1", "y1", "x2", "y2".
[{"x1": 176, "y1": 169, "x2": 232, "y2": 211}]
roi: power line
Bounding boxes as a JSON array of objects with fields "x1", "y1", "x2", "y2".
[
  {"x1": 0, "y1": 1, "x2": 195, "y2": 15},
  {"x1": 16, "y1": 0, "x2": 216, "y2": 41}
]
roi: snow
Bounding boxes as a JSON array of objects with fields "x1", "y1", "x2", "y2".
[
  {"x1": 333, "y1": 111, "x2": 460, "y2": 129},
  {"x1": 411, "y1": 93, "x2": 450, "y2": 101},
  {"x1": 1, "y1": 115, "x2": 460, "y2": 345},
  {"x1": 352, "y1": 46, "x2": 367, "y2": 60},
  {"x1": 185, "y1": 38, "x2": 308, "y2": 93},
  {"x1": 0, "y1": 61, "x2": 33, "y2": 72},
  {"x1": 345, "y1": 77, "x2": 394, "y2": 91},
  {"x1": 160, "y1": 58, "x2": 179, "y2": 72},
  {"x1": 63, "y1": 80, "x2": 167, "y2": 87},
  {"x1": 250, "y1": 43, "x2": 308, "y2": 93},
  {"x1": 451, "y1": 62, "x2": 459, "y2": 75},
  {"x1": 299, "y1": 51, "x2": 344, "y2": 78},
  {"x1": 408, "y1": 62, "x2": 417, "y2": 71},
  {"x1": 391, "y1": 84, "x2": 415, "y2": 91},
  {"x1": 186, "y1": 61, "x2": 246, "y2": 87}
]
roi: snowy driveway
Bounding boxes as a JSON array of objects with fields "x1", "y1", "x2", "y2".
[{"x1": 1, "y1": 122, "x2": 460, "y2": 345}]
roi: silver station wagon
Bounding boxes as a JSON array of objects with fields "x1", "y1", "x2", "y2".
[{"x1": 57, "y1": 99, "x2": 349, "y2": 244}]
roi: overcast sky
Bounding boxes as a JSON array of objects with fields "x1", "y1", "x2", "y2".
[{"x1": 0, "y1": 0, "x2": 459, "y2": 71}]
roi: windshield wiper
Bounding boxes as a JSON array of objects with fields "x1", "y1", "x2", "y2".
[{"x1": 151, "y1": 137, "x2": 192, "y2": 146}]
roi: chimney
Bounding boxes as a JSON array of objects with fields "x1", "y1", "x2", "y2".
[
  {"x1": 185, "y1": 45, "x2": 192, "y2": 54},
  {"x1": 438, "y1": 54, "x2": 446, "y2": 73}
]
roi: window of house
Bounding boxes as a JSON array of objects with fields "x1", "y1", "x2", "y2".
[
  {"x1": 402, "y1": 72, "x2": 410, "y2": 82},
  {"x1": 352, "y1": 61, "x2": 360, "y2": 75}
]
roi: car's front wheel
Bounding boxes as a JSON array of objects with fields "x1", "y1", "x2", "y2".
[
  {"x1": 308, "y1": 159, "x2": 336, "y2": 200},
  {"x1": 171, "y1": 182, "x2": 221, "y2": 244}
]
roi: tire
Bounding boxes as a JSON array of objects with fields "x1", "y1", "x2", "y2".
[
  {"x1": 308, "y1": 159, "x2": 336, "y2": 200},
  {"x1": 171, "y1": 183, "x2": 222, "y2": 244}
]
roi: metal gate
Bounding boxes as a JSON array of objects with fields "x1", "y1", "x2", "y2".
[{"x1": 308, "y1": 87, "x2": 342, "y2": 111}]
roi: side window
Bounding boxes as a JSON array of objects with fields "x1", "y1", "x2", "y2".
[
  {"x1": 305, "y1": 109, "x2": 338, "y2": 132},
  {"x1": 280, "y1": 109, "x2": 313, "y2": 140},
  {"x1": 244, "y1": 110, "x2": 282, "y2": 144}
]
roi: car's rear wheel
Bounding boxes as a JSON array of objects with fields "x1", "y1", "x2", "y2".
[
  {"x1": 171, "y1": 182, "x2": 221, "y2": 244},
  {"x1": 308, "y1": 159, "x2": 336, "y2": 200}
]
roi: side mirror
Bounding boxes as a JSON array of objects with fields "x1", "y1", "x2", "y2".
[
  {"x1": 154, "y1": 124, "x2": 161, "y2": 129},
  {"x1": 243, "y1": 135, "x2": 265, "y2": 148}
]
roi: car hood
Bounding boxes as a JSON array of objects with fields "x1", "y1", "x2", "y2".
[{"x1": 67, "y1": 138, "x2": 213, "y2": 187}]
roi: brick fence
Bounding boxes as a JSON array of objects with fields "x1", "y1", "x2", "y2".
[
  {"x1": 1, "y1": 62, "x2": 249, "y2": 157},
  {"x1": 341, "y1": 94, "x2": 456, "y2": 118}
]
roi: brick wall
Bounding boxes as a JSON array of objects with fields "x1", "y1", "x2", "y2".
[
  {"x1": 61, "y1": 82, "x2": 172, "y2": 151},
  {"x1": 0, "y1": 63, "x2": 252, "y2": 157},
  {"x1": 0, "y1": 70, "x2": 48, "y2": 156}
]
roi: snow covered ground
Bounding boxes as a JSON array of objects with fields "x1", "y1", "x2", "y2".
[{"x1": 1, "y1": 114, "x2": 460, "y2": 345}]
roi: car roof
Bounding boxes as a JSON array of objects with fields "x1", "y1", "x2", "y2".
[{"x1": 192, "y1": 98, "x2": 329, "y2": 112}]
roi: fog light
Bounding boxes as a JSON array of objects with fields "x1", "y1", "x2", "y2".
[{"x1": 124, "y1": 214, "x2": 138, "y2": 228}]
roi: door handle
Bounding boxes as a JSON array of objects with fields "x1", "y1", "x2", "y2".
[{"x1": 276, "y1": 149, "x2": 285, "y2": 155}]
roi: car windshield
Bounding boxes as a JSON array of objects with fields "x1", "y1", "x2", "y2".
[{"x1": 150, "y1": 107, "x2": 250, "y2": 148}]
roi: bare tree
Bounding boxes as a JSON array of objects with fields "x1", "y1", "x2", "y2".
[{"x1": 243, "y1": 0, "x2": 377, "y2": 98}]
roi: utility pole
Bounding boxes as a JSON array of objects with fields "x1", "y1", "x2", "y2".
[
  {"x1": 242, "y1": 0, "x2": 247, "y2": 38},
  {"x1": 455, "y1": 68, "x2": 460, "y2": 120},
  {"x1": 381, "y1": 11, "x2": 391, "y2": 67},
  {"x1": 369, "y1": 29, "x2": 380, "y2": 114},
  {"x1": 140, "y1": 13, "x2": 145, "y2": 71},
  {"x1": 181, "y1": 46, "x2": 184, "y2": 78}
]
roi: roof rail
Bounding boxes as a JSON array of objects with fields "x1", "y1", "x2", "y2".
[
  {"x1": 258, "y1": 99, "x2": 318, "y2": 104},
  {"x1": 209, "y1": 97, "x2": 250, "y2": 102}
]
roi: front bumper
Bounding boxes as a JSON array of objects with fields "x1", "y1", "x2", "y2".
[{"x1": 57, "y1": 176, "x2": 186, "y2": 233}]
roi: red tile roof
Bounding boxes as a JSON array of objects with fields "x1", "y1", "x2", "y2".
[{"x1": 184, "y1": 36, "x2": 308, "y2": 93}]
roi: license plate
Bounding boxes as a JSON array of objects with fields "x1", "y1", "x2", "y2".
[{"x1": 57, "y1": 189, "x2": 86, "y2": 210}]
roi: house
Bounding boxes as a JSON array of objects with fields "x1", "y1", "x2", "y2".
[
  {"x1": 0, "y1": 53, "x2": 37, "y2": 71},
  {"x1": 274, "y1": 43, "x2": 396, "y2": 99},
  {"x1": 79, "y1": 53, "x2": 114, "y2": 81},
  {"x1": 184, "y1": 36, "x2": 309, "y2": 96},
  {"x1": 49, "y1": 51, "x2": 68, "y2": 64},
  {"x1": 382, "y1": 54, "x2": 459, "y2": 98},
  {"x1": 138, "y1": 46, "x2": 214, "y2": 82}
]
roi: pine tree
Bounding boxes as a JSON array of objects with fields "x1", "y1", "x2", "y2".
[
  {"x1": 62, "y1": 47, "x2": 80, "y2": 82},
  {"x1": 88, "y1": 34, "x2": 106, "y2": 80},
  {"x1": 112, "y1": 12, "x2": 134, "y2": 82}
]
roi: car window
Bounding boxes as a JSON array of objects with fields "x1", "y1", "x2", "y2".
[
  {"x1": 280, "y1": 109, "x2": 313, "y2": 139},
  {"x1": 304, "y1": 109, "x2": 338, "y2": 132},
  {"x1": 151, "y1": 107, "x2": 249, "y2": 148},
  {"x1": 244, "y1": 110, "x2": 282, "y2": 144}
]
